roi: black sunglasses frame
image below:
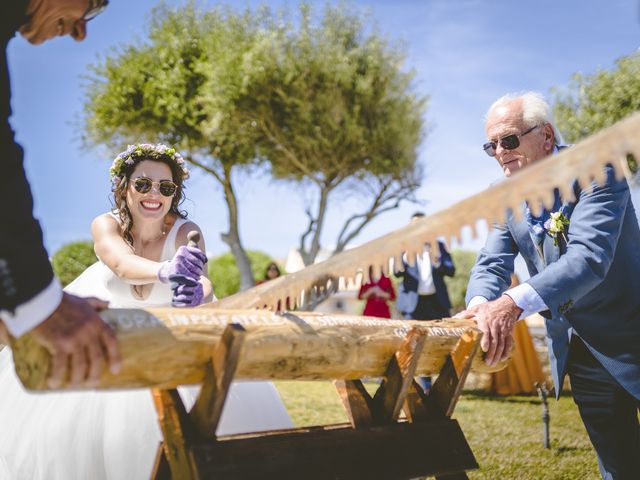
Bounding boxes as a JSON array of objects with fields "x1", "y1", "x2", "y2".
[
  {"x1": 83, "y1": 0, "x2": 109, "y2": 22},
  {"x1": 133, "y1": 177, "x2": 178, "y2": 197},
  {"x1": 483, "y1": 124, "x2": 540, "y2": 157}
]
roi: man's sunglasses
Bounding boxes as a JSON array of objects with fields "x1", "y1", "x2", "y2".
[
  {"x1": 133, "y1": 177, "x2": 178, "y2": 197},
  {"x1": 83, "y1": 0, "x2": 109, "y2": 22},
  {"x1": 483, "y1": 124, "x2": 540, "y2": 157}
]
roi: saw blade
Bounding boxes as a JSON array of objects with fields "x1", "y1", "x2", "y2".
[{"x1": 214, "y1": 112, "x2": 640, "y2": 310}]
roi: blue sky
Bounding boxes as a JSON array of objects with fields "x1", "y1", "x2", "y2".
[{"x1": 8, "y1": 0, "x2": 640, "y2": 260}]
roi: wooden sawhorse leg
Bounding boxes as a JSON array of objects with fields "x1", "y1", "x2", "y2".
[
  {"x1": 336, "y1": 328, "x2": 482, "y2": 479},
  {"x1": 151, "y1": 323, "x2": 247, "y2": 480}
]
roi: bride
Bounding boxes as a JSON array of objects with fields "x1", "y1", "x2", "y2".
[{"x1": 0, "y1": 144, "x2": 292, "y2": 479}]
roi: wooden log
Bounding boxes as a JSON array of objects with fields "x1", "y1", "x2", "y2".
[{"x1": 10, "y1": 308, "x2": 506, "y2": 391}]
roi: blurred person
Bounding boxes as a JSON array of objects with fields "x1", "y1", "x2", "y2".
[{"x1": 358, "y1": 267, "x2": 396, "y2": 319}]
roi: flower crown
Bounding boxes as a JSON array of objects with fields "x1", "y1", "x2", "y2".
[{"x1": 109, "y1": 143, "x2": 189, "y2": 186}]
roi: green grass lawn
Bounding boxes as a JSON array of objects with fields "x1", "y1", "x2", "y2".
[{"x1": 275, "y1": 381, "x2": 600, "y2": 479}]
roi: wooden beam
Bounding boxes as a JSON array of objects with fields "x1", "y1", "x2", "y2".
[
  {"x1": 334, "y1": 379, "x2": 376, "y2": 427},
  {"x1": 373, "y1": 327, "x2": 427, "y2": 423},
  {"x1": 189, "y1": 323, "x2": 246, "y2": 438},
  {"x1": 151, "y1": 389, "x2": 199, "y2": 480},
  {"x1": 190, "y1": 420, "x2": 477, "y2": 479},
  {"x1": 430, "y1": 330, "x2": 482, "y2": 418}
]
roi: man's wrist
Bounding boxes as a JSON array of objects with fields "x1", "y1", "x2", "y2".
[{"x1": 501, "y1": 293, "x2": 524, "y2": 317}]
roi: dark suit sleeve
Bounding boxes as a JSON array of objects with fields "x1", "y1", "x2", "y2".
[
  {"x1": 433, "y1": 241, "x2": 455, "y2": 277},
  {"x1": 0, "y1": 36, "x2": 56, "y2": 313}
]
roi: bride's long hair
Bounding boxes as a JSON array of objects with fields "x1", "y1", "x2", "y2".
[{"x1": 111, "y1": 156, "x2": 187, "y2": 246}]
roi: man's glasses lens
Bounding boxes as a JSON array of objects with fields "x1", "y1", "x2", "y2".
[
  {"x1": 483, "y1": 125, "x2": 539, "y2": 157},
  {"x1": 83, "y1": 0, "x2": 109, "y2": 22},
  {"x1": 483, "y1": 134, "x2": 520, "y2": 157},
  {"x1": 133, "y1": 178, "x2": 177, "y2": 197}
]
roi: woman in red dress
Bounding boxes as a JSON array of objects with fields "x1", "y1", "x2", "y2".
[{"x1": 358, "y1": 270, "x2": 396, "y2": 318}]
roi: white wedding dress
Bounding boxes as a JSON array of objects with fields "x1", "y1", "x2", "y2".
[{"x1": 0, "y1": 216, "x2": 293, "y2": 480}]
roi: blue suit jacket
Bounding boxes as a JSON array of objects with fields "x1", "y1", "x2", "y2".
[{"x1": 466, "y1": 167, "x2": 640, "y2": 399}]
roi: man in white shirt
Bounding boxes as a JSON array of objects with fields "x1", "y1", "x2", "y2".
[{"x1": 395, "y1": 212, "x2": 455, "y2": 321}]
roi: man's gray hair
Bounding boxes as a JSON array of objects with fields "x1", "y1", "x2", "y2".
[{"x1": 485, "y1": 91, "x2": 565, "y2": 145}]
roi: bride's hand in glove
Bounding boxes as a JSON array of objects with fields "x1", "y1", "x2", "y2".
[
  {"x1": 157, "y1": 245, "x2": 207, "y2": 283},
  {"x1": 170, "y1": 274, "x2": 205, "y2": 307}
]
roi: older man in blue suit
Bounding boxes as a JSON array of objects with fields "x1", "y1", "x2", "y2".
[{"x1": 457, "y1": 92, "x2": 640, "y2": 479}]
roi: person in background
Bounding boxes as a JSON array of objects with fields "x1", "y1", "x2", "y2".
[
  {"x1": 396, "y1": 212, "x2": 456, "y2": 391},
  {"x1": 257, "y1": 261, "x2": 281, "y2": 285},
  {"x1": 395, "y1": 212, "x2": 455, "y2": 321},
  {"x1": 358, "y1": 267, "x2": 396, "y2": 319}
]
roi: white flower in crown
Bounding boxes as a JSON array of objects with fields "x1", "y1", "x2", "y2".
[
  {"x1": 544, "y1": 211, "x2": 570, "y2": 246},
  {"x1": 109, "y1": 143, "x2": 189, "y2": 183}
]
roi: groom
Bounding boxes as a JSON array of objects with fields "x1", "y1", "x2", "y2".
[
  {"x1": 457, "y1": 92, "x2": 640, "y2": 479},
  {"x1": 0, "y1": 0, "x2": 120, "y2": 387}
]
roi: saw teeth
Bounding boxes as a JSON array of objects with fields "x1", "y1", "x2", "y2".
[{"x1": 213, "y1": 113, "x2": 640, "y2": 312}]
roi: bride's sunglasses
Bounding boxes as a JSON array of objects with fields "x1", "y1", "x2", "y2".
[{"x1": 133, "y1": 177, "x2": 178, "y2": 197}]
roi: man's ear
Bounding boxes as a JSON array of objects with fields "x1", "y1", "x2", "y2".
[{"x1": 544, "y1": 123, "x2": 555, "y2": 153}]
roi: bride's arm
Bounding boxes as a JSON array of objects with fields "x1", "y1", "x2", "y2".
[
  {"x1": 91, "y1": 214, "x2": 163, "y2": 285},
  {"x1": 176, "y1": 222, "x2": 214, "y2": 302}
]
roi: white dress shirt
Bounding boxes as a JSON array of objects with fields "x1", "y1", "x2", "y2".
[{"x1": 0, "y1": 279, "x2": 62, "y2": 337}]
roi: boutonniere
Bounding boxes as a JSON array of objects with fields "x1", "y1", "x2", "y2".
[{"x1": 544, "y1": 211, "x2": 570, "y2": 246}]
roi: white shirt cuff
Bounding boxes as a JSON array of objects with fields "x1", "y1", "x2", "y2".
[
  {"x1": 504, "y1": 283, "x2": 548, "y2": 319},
  {"x1": 0, "y1": 278, "x2": 63, "y2": 337},
  {"x1": 467, "y1": 296, "x2": 488, "y2": 309}
]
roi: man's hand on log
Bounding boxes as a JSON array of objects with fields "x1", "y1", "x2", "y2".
[
  {"x1": 31, "y1": 293, "x2": 121, "y2": 388},
  {"x1": 455, "y1": 295, "x2": 522, "y2": 366}
]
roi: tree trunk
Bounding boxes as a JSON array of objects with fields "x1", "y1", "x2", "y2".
[
  {"x1": 10, "y1": 309, "x2": 504, "y2": 391},
  {"x1": 300, "y1": 183, "x2": 332, "y2": 266},
  {"x1": 220, "y1": 173, "x2": 254, "y2": 291}
]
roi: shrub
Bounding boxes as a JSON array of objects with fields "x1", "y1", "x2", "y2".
[
  {"x1": 51, "y1": 241, "x2": 98, "y2": 287},
  {"x1": 208, "y1": 250, "x2": 278, "y2": 298},
  {"x1": 444, "y1": 249, "x2": 478, "y2": 313}
]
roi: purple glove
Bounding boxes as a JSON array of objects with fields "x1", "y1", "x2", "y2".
[
  {"x1": 158, "y1": 245, "x2": 207, "y2": 284},
  {"x1": 169, "y1": 274, "x2": 205, "y2": 307}
]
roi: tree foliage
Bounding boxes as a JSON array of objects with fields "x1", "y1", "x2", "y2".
[
  {"x1": 82, "y1": 1, "x2": 426, "y2": 286},
  {"x1": 51, "y1": 241, "x2": 97, "y2": 287},
  {"x1": 208, "y1": 250, "x2": 277, "y2": 298},
  {"x1": 552, "y1": 52, "x2": 640, "y2": 142},
  {"x1": 443, "y1": 249, "x2": 477, "y2": 313},
  {"x1": 82, "y1": 2, "x2": 264, "y2": 291},
  {"x1": 241, "y1": 3, "x2": 426, "y2": 264}
]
